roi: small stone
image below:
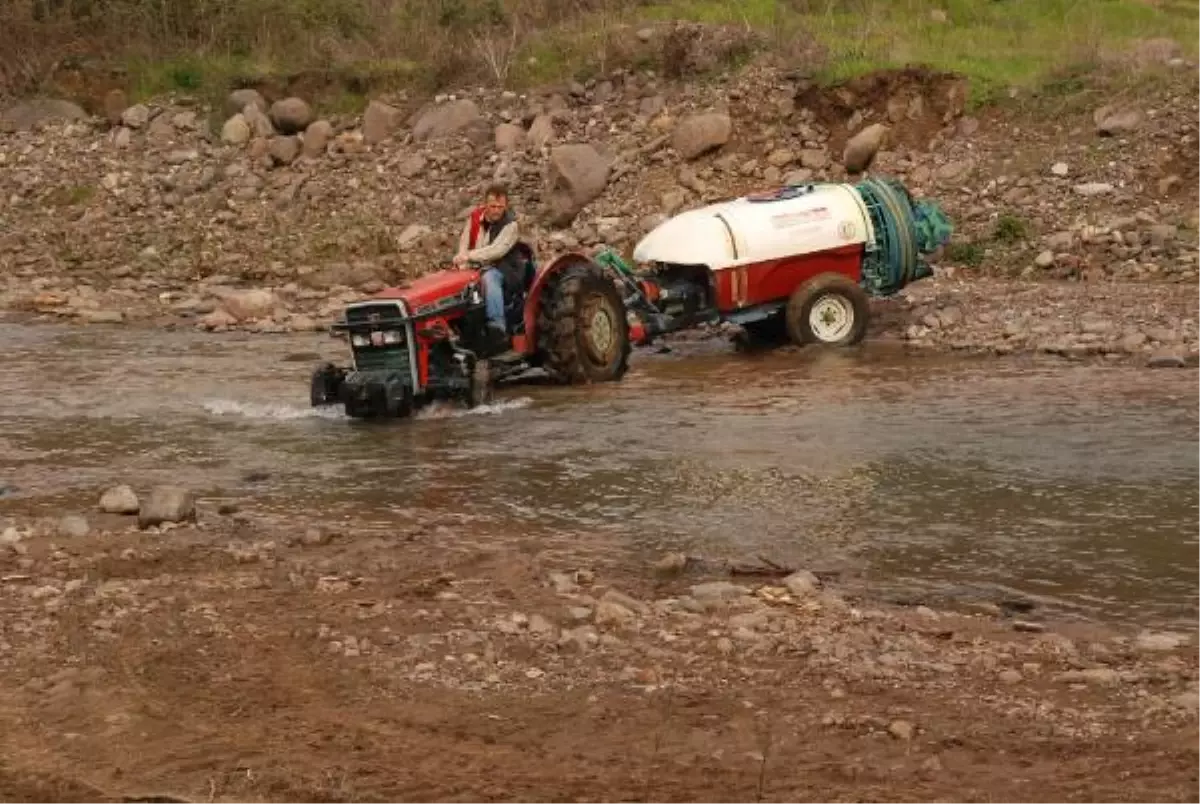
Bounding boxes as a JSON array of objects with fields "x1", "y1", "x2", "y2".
[
  {"x1": 1012, "y1": 620, "x2": 1046, "y2": 633},
  {"x1": 998, "y1": 669, "x2": 1023, "y2": 685},
  {"x1": 888, "y1": 720, "x2": 914, "y2": 740},
  {"x1": 396, "y1": 224, "x2": 431, "y2": 250},
  {"x1": 99, "y1": 484, "x2": 140, "y2": 515},
  {"x1": 1074, "y1": 182, "x2": 1114, "y2": 197},
  {"x1": 594, "y1": 599, "x2": 636, "y2": 628},
  {"x1": 57, "y1": 515, "x2": 90, "y2": 538},
  {"x1": 652, "y1": 551, "x2": 689, "y2": 577},
  {"x1": 766, "y1": 148, "x2": 795, "y2": 168},
  {"x1": 1050, "y1": 162, "x2": 1069, "y2": 176},
  {"x1": 1134, "y1": 631, "x2": 1187, "y2": 652},
  {"x1": 1035, "y1": 250, "x2": 1055, "y2": 268},
  {"x1": 120, "y1": 104, "x2": 150, "y2": 129},
  {"x1": 1094, "y1": 104, "x2": 1143, "y2": 136},
  {"x1": 527, "y1": 614, "x2": 556, "y2": 636},
  {"x1": 1147, "y1": 351, "x2": 1185, "y2": 369},
  {"x1": 137, "y1": 485, "x2": 196, "y2": 529},
  {"x1": 782, "y1": 570, "x2": 819, "y2": 597},
  {"x1": 689, "y1": 581, "x2": 748, "y2": 604},
  {"x1": 1055, "y1": 668, "x2": 1120, "y2": 685},
  {"x1": 165, "y1": 149, "x2": 198, "y2": 165}
]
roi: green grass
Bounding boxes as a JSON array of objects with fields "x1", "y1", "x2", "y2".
[
  {"x1": 690, "y1": 0, "x2": 1189, "y2": 96},
  {"x1": 514, "y1": 0, "x2": 1197, "y2": 102},
  {"x1": 6, "y1": 0, "x2": 1197, "y2": 103}
]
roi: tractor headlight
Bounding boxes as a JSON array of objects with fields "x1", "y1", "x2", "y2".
[
  {"x1": 351, "y1": 334, "x2": 369, "y2": 347},
  {"x1": 382, "y1": 330, "x2": 402, "y2": 345}
]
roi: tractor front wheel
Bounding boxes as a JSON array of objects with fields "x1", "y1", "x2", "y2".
[
  {"x1": 536, "y1": 260, "x2": 631, "y2": 384},
  {"x1": 785, "y1": 273, "x2": 870, "y2": 347},
  {"x1": 310, "y1": 363, "x2": 345, "y2": 407},
  {"x1": 466, "y1": 358, "x2": 493, "y2": 408}
]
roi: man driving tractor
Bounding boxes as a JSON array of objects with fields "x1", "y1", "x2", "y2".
[{"x1": 453, "y1": 183, "x2": 523, "y2": 348}]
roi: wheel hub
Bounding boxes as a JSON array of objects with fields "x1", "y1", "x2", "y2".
[
  {"x1": 582, "y1": 295, "x2": 619, "y2": 364},
  {"x1": 809, "y1": 294, "x2": 854, "y2": 342}
]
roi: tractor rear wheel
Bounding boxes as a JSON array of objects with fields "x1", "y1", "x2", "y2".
[
  {"x1": 536, "y1": 260, "x2": 631, "y2": 384},
  {"x1": 785, "y1": 273, "x2": 870, "y2": 347}
]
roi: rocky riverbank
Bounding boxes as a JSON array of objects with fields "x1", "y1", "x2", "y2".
[
  {"x1": 1, "y1": 46, "x2": 1197, "y2": 365},
  {"x1": 0, "y1": 486, "x2": 1196, "y2": 801}
]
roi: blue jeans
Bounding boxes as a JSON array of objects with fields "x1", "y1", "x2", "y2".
[{"x1": 481, "y1": 267, "x2": 506, "y2": 332}]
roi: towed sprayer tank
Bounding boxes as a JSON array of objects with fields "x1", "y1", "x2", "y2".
[{"x1": 631, "y1": 176, "x2": 952, "y2": 299}]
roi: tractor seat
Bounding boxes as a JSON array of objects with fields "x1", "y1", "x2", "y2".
[{"x1": 503, "y1": 241, "x2": 538, "y2": 334}]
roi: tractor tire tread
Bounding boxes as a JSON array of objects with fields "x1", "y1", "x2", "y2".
[{"x1": 536, "y1": 261, "x2": 631, "y2": 384}]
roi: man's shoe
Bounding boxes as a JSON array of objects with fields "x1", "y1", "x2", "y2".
[{"x1": 485, "y1": 324, "x2": 509, "y2": 355}]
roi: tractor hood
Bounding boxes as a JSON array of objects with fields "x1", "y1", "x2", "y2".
[
  {"x1": 373, "y1": 269, "x2": 478, "y2": 311},
  {"x1": 633, "y1": 182, "x2": 872, "y2": 271}
]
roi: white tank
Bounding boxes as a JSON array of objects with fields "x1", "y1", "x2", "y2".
[{"x1": 633, "y1": 183, "x2": 875, "y2": 272}]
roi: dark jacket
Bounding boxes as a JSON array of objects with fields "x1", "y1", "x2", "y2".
[{"x1": 459, "y1": 207, "x2": 524, "y2": 286}]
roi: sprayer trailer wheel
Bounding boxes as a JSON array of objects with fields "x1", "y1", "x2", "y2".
[{"x1": 785, "y1": 273, "x2": 870, "y2": 347}]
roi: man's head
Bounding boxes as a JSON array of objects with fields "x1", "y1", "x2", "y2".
[{"x1": 482, "y1": 183, "x2": 509, "y2": 223}]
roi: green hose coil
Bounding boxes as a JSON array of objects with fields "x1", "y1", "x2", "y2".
[{"x1": 854, "y1": 176, "x2": 952, "y2": 298}]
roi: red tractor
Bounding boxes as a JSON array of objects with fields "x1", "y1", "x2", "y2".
[
  {"x1": 309, "y1": 245, "x2": 638, "y2": 419},
  {"x1": 310, "y1": 176, "x2": 951, "y2": 419}
]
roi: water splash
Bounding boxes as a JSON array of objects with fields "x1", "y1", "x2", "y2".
[
  {"x1": 202, "y1": 399, "x2": 346, "y2": 420},
  {"x1": 415, "y1": 397, "x2": 534, "y2": 419},
  {"x1": 201, "y1": 396, "x2": 533, "y2": 421}
]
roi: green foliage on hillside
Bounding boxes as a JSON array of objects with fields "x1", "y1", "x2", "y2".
[{"x1": 1, "y1": 0, "x2": 1195, "y2": 102}]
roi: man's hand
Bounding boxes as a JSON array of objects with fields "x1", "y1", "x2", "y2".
[{"x1": 452, "y1": 251, "x2": 468, "y2": 268}]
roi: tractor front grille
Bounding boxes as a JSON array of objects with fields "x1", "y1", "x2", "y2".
[
  {"x1": 344, "y1": 301, "x2": 414, "y2": 381},
  {"x1": 354, "y1": 344, "x2": 411, "y2": 375}
]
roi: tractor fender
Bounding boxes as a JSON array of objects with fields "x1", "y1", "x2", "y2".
[{"x1": 521, "y1": 251, "x2": 598, "y2": 348}]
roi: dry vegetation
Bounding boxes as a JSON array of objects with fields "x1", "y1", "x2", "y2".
[{"x1": 1, "y1": 0, "x2": 1196, "y2": 107}]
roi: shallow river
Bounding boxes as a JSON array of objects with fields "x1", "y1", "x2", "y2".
[{"x1": 2, "y1": 318, "x2": 1196, "y2": 628}]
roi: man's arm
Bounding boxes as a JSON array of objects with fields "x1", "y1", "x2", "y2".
[
  {"x1": 456, "y1": 217, "x2": 472, "y2": 257},
  {"x1": 466, "y1": 219, "x2": 519, "y2": 264}
]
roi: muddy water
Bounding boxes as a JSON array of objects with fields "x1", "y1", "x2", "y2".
[{"x1": 2, "y1": 318, "x2": 1197, "y2": 628}]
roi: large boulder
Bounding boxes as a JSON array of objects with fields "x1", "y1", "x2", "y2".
[
  {"x1": 671, "y1": 112, "x2": 732, "y2": 160},
  {"x1": 0, "y1": 98, "x2": 88, "y2": 132},
  {"x1": 527, "y1": 114, "x2": 556, "y2": 149},
  {"x1": 411, "y1": 99, "x2": 483, "y2": 142},
  {"x1": 103, "y1": 89, "x2": 128, "y2": 126},
  {"x1": 494, "y1": 122, "x2": 526, "y2": 152},
  {"x1": 268, "y1": 135, "x2": 300, "y2": 165},
  {"x1": 303, "y1": 120, "x2": 333, "y2": 157},
  {"x1": 843, "y1": 123, "x2": 889, "y2": 173},
  {"x1": 221, "y1": 114, "x2": 251, "y2": 145},
  {"x1": 243, "y1": 104, "x2": 275, "y2": 138},
  {"x1": 363, "y1": 100, "x2": 402, "y2": 145},
  {"x1": 225, "y1": 88, "x2": 267, "y2": 118},
  {"x1": 545, "y1": 144, "x2": 612, "y2": 227},
  {"x1": 269, "y1": 97, "x2": 314, "y2": 135}
]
